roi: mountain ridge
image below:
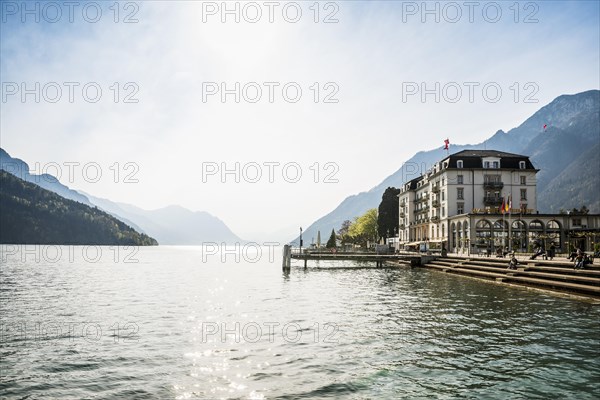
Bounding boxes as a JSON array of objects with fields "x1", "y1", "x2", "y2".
[
  {"x1": 0, "y1": 148, "x2": 244, "y2": 245},
  {"x1": 0, "y1": 171, "x2": 158, "y2": 245}
]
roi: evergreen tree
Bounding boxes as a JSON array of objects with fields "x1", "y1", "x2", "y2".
[
  {"x1": 326, "y1": 229, "x2": 337, "y2": 248},
  {"x1": 377, "y1": 187, "x2": 400, "y2": 239}
]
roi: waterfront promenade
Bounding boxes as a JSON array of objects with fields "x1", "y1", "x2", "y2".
[
  {"x1": 420, "y1": 254, "x2": 600, "y2": 301},
  {"x1": 285, "y1": 248, "x2": 600, "y2": 301}
]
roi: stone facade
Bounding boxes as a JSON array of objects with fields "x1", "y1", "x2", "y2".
[{"x1": 397, "y1": 150, "x2": 599, "y2": 253}]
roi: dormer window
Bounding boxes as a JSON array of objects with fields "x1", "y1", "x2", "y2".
[
  {"x1": 493, "y1": 161, "x2": 499, "y2": 168},
  {"x1": 484, "y1": 161, "x2": 490, "y2": 168},
  {"x1": 457, "y1": 160, "x2": 463, "y2": 168},
  {"x1": 519, "y1": 161, "x2": 526, "y2": 169}
]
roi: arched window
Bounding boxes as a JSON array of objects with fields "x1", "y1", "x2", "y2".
[
  {"x1": 451, "y1": 223, "x2": 457, "y2": 249},
  {"x1": 546, "y1": 220, "x2": 561, "y2": 249},
  {"x1": 529, "y1": 220, "x2": 544, "y2": 249},
  {"x1": 475, "y1": 220, "x2": 492, "y2": 249},
  {"x1": 493, "y1": 220, "x2": 508, "y2": 248},
  {"x1": 546, "y1": 220, "x2": 560, "y2": 230},
  {"x1": 494, "y1": 220, "x2": 508, "y2": 231},
  {"x1": 511, "y1": 220, "x2": 527, "y2": 251}
]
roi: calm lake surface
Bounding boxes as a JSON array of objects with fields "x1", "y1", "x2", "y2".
[{"x1": 1, "y1": 245, "x2": 599, "y2": 399}]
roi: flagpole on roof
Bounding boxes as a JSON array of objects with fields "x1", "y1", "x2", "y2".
[
  {"x1": 502, "y1": 194, "x2": 506, "y2": 253},
  {"x1": 508, "y1": 194, "x2": 512, "y2": 252}
]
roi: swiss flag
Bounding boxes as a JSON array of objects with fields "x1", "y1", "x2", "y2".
[{"x1": 443, "y1": 138, "x2": 450, "y2": 150}]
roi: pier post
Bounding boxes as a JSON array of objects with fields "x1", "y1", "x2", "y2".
[{"x1": 282, "y1": 245, "x2": 291, "y2": 272}]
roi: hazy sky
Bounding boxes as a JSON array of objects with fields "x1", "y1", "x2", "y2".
[{"x1": 1, "y1": 1, "x2": 599, "y2": 240}]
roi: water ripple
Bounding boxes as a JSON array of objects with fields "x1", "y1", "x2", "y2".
[{"x1": 1, "y1": 246, "x2": 599, "y2": 399}]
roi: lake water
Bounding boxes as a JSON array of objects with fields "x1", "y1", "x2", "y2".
[{"x1": 1, "y1": 245, "x2": 599, "y2": 399}]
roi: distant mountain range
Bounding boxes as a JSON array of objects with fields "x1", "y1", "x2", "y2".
[
  {"x1": 299, "y1": 89, "x2": 600, "y2": 243},
  {"x1": 0, "y1": 148, "x2": 243, "y2": 245},
  {"x1": 83, "y1": 193, "x2": 242, "y2": 245},
  {"x1": 0, "y1": 171, "x2": 157, "y2": 245}
]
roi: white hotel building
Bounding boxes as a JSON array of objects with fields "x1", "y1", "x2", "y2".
[{"x1": 397, "y1": 150, "x2": 600, "y2": 254}]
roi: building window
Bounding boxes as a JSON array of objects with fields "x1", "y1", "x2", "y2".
[
  {"x1": 520, "y1": 189, "x2": 527, "y2": 200},
  {"x1": 493, "y1": 161, "x2": 499, "y2": 168},
  {"x1": 442, "y1": 178, "x2": 445, "y2": 186},
  {"x1": 457, "y1": 203, "x2": 464, "y2": 214},
  {"x1": 442, "y1": 190, "x2": 445, "y2": 201},
  {"x1": 519, "y1": 161, "x2": 526, "y2": 169},
  {"x1": 457, "y1": 188, "x2": 464, "y2": 200},
  {"x1": 484, "y1": 175, "x2": 501, "y2": 183},
  {"x1": 457, "y1": 160, "x2": 463, "y2": 168},
  {"x1": 573, "y1": 218, "x2": 582, "y2": 226},
  {"x1": 442, "y1": 207, "x2": 445, "y2": 217},
  {"x1": 457, "y1": 175, "x2": 463, "y2": 184},
  {"x1": 520, "y1": 176, "x2": 526, "y2": 185},
  {"x1": 484, "y1": 161, "x2": 490, "y2": 168}
]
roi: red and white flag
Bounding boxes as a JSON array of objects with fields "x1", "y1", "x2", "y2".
[{"x1": 443, "y1": 138, "x2": 450, "y2": 150}]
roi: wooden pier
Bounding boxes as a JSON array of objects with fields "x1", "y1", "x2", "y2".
[{"x1": 281, "y1": 245, "x2": 436, "y2": 271}]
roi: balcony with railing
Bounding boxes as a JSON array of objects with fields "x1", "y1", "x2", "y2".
[
  {"x1": 483, "y1": 181, "x2": 504, "y2": 189},
  {"x1": 431, "y1": 216, "x2": 440, "y2": 223},
  {"x1": 483, "y1": 196, "x2": 503, "y2": 206},
  {"x1": 431, "y1": 184, "x2": 440, "y2": 193},
  {"x1": 432, "y1": 199, "x2": 440, "y2": 207}
]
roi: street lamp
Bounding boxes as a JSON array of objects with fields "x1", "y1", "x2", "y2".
[{"x1": 299, "y1": 227, "x2": 303, "y2": 255}]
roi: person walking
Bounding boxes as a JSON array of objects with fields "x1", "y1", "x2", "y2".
[{"x1": 548, "y1": 244, "x2": 556, "y2": 260}]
